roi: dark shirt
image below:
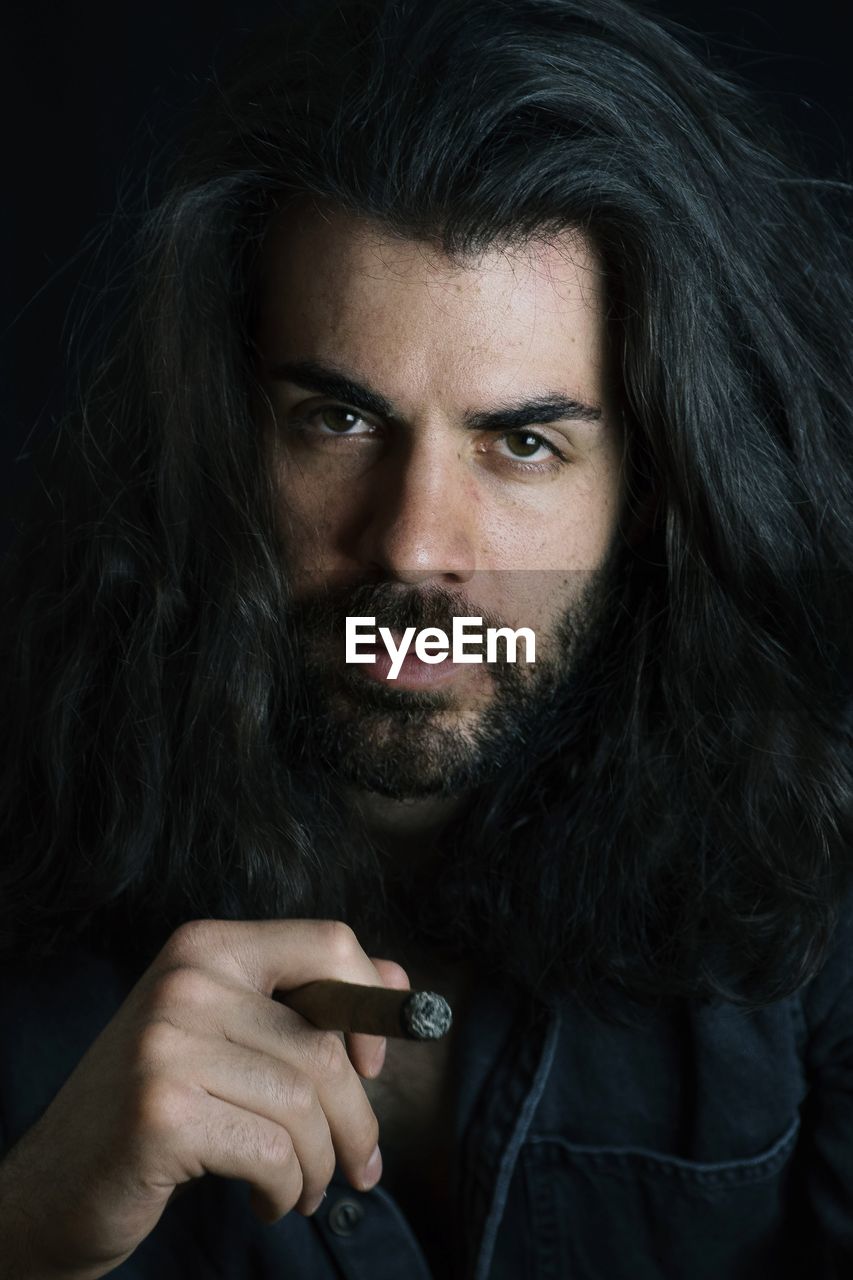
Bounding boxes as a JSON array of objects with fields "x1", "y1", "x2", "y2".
[{"x1": 1, "y1": 914, "x2": 852, "y2": 1279}]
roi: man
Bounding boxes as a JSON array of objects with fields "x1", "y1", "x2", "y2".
[{"x1": 0, "y1": 0, "x2": 850, "y2": 1277}]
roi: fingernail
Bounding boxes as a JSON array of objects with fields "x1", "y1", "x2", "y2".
[{"x1": 363, "y1": 1144, "x2": 382, "y2": 1188}]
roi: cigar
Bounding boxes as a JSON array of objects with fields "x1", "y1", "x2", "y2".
[{"x1": 277, "y1": 979, "x2": 453, "y2": 1041}]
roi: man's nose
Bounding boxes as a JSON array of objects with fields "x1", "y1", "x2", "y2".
[{"x1": 352, "y1": 435, "x2": 477, "y2": 584}]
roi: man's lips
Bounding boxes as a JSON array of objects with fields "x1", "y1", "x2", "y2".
[{"x1": 356, "y1": 646, "x2": 466, "y2": 688}]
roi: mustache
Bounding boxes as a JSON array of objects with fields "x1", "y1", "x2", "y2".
[{"x1": 288, "y1": 580, "x2": 507, "y2": 637}]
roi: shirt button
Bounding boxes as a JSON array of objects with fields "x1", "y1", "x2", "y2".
[{"x1": 328, "y1": 1197, "x2": 365, "y2": 1236}]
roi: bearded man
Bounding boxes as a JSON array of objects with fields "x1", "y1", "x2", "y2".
[{"x1": 0, "y1": 1, "x2": 850, "y2": 1277}]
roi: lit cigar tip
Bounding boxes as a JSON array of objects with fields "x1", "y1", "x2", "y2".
[{"x1": 401, "y1": 990, "x2": 453, "y2": 1040}]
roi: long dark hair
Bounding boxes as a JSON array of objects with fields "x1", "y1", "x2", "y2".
[{"x1": 2, "y1": 0, "x2": 850, "y2": 1007}]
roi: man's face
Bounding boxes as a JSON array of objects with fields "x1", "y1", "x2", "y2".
[{"x1": 255, "y1": 207, "x2": 625, "y2": 799}]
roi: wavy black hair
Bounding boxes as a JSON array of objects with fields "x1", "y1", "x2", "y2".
[{"x1": 2, "y1": 0, "x2": 851, "y2": 1007}]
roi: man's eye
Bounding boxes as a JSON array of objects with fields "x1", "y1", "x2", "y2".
[
  {"x1": 312, "y1": 405, "x2": 371, "y2": 434},
  {"x1": 499, "y1": 430, "x2": 559, "y2": 462}
]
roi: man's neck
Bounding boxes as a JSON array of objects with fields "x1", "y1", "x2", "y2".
[
  {"x1": 346, "y1": 787, "x2": 467, "y2": 869},
  {"x1": 346, "y1": 787, "x2": 473, "y2": 973}
]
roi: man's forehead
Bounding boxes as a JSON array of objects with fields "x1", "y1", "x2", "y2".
[
  {"x1": 256, "y1": 205, "x2": 610, "y2": 408},
  {"x1": 259, "y1": 202, "x2": 602, "y2": 308}
]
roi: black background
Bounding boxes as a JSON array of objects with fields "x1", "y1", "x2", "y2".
[{"x1": 5, "y1": 1, "x2": 852, "y2": 550}]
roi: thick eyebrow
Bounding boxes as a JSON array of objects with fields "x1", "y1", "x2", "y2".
[{"x1": 267, "y1": 358, "x2": 603, "y2": 429}]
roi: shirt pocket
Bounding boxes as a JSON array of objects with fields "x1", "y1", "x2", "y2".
[{"x1": 515, "y1": 1114, "x2": 803, "y2": 1280}]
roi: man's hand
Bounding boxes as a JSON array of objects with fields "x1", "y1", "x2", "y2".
[{"x1": 0, "y1": 919, "x2": 409, "y2": 1280}]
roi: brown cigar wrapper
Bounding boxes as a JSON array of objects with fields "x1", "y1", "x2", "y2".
[{"x1": 276, "y1": 979, "x2": 453, "y2": 1041}]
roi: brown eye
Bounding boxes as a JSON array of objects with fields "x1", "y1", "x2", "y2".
[
  {"x1": 320, "y1": 406, "x2": 364, "y2": 433},
  {"x1": 505, "y1": 430, "x2": 546, "y2": 458}
]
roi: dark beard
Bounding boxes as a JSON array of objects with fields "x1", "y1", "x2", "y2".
[{"x1": 284, "y1": 568, "x2": 617, "y2": 800}]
